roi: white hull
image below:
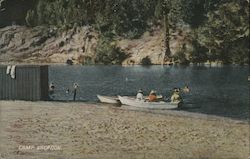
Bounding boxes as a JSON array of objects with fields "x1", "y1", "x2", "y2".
[
  {"x1": 118, "y1": 96, "x2": 179, "y2": 109},
  {"x1": 97, "y1": 95, "x2": 120, "y2": 104}
]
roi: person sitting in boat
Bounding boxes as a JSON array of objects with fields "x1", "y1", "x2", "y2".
[
  {"x1": 148, "y1": 90, "x2": 157, "y2": 102},
  {"x1": 171, "y1": 88, "x2": 182, "y2": 103},
  {"x1": 182, "y1": 85, "x2": 190, "y2": 93},
  {"x1": 136, "y1": 89, "x2": 144, "y2": 100}
]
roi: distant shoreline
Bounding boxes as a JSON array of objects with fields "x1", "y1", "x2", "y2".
[{"x1": 0, "y1": 62, "x2": 249, "y2": 66}]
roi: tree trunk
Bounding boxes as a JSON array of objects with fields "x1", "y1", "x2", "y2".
[{"x1": 163, "y1": 14, "x2": 171, "y2": 63}]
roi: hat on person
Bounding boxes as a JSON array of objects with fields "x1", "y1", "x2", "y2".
[
  {"x1": 150, "y1": 90, "x2": 156, "y2": 94},
  {"x1": 173, "y1": 88, "x2": 180, "y2": 93},
  {"x1": 138, "y1": 89, "x2": 143, "y2": 93}
]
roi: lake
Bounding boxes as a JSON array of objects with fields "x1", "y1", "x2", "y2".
[{"x1": 49, "y1": 65, "x2": 249, "y2": 120}]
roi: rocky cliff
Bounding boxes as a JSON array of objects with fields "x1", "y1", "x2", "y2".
[
  {"x1": 0, "y1": 25, "x2": 98, "y2": 64},
  {"x1": 118, "y1": 25, "x2": 193, "y2": 65},
  {"x1": 0, "y1": 25, "x2": 193, "y2": 65}
]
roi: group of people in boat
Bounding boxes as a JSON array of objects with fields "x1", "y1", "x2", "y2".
[
  {"x1": 136, "y1": 85, "x2": 190, "y2": 103},
  {"x1": 49, "y1": 81, "x2": 189, "y2": 103}
]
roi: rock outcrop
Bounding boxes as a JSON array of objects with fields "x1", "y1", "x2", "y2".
[
  {"x1": 0, "y1": 25, "x2": 98, "y2": 64},
  {"x1": 0, "y1": 25, "x2": 193, "y2": 65},
  {"x1": 118, "y1": 25, "x2": 193, "y2": 65}
]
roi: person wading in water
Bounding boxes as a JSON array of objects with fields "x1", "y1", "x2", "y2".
[
  {"x1": 73, "y1": 83, "x2": 79, "y2": 101},
  {"x1": 49, "y1": 82, "x2": 55, "y2": 100}
]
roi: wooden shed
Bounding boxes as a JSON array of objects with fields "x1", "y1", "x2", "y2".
[{"x1": 0, "y1": 65, "x2": 49, "y2": 101}]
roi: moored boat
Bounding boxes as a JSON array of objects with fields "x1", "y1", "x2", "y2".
[
  {"x1": 97, "y1": 95, "x2": 120, "y2": 104},
  {"x1": 118, "y1": 96, "x2": 179, "y2": 109}
]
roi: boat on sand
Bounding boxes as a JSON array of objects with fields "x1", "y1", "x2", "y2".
[
  {"x1": 97, "y1": 95, "x2": 164, "y2": 104},
  {"x1": 118, "y1": 96, "x2": 180, "y2": 109},
  {"x1": 97, "y1": 95, "x2": 120, "y2": 104}
]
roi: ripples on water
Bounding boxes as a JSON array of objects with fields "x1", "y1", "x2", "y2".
[{"x1": 49, "y1": 65, "x2": 249, "y2": 120}]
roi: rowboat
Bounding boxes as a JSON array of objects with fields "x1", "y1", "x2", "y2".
[
  {"x1": 118, "y1": 96, "x2": 180, "y2": 109},
  {"x1": 97, "y1": 95, "x2": 120, "y2": 104},
  {"x1": 97, "y1": 94, "x2": 163, "y2": 104}
]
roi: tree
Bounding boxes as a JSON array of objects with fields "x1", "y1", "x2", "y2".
[
  {"x1": 162, "y1": 0, "x2": 171, "y2": 61},
  {"x1": 155, "y1": 0, "x2": 194, "y2": 63},
  {"x1": 0, "y1": 0, "x2": 36, "y2": 27},
  {"x1": 95, "y1": 36, "x2": 127, "y2": 64},
  {"x1": 196, "y1": 0, "x2": 249, "y2": 64},
  {"x1": 25, "y1": 9, "x2": 36, "y2": 27}
]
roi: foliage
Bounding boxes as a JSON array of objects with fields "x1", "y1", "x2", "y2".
[
  {"x1": 95, "y1": 36, "x2": 127, "y2": 64},
  {"x1": 0, "y1": 0, "x2": 249, "y2": 64},
  {"x1": 173, "y1": 44, "x2": 190, "y2": 64},
  {"x1": 190, "y1": 38, "x2": 208, "y2": 63},
  {"x1": 0, "y1": 0, "x2": 36, "y2": 27},
  {"x1": 196, "y1": 0, "x2": 249, "y2": 64},
  {"x1": 22, "y1": 0, "x2": 158, "y2": 38},
  {"x1": 141, "y1": 56, "x2": 152, "y2": 65},
  {"x1": 25, "y1": 9, "x2": 36, "y2": 27}
]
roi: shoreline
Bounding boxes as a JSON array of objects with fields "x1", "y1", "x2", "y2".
[
  {"x1": 0, "y1": 62, "x2": 249, "y2": 66},
  {"x1": 1, "y1": 100, "x2": 249, "y2": 122}
]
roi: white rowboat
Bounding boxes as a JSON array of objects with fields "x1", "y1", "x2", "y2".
[
  {"x1": 97, "y1": 95, "x2": 120, "y2": 104},
  {"x1": 97, "y1": 94, "x2": 164, "y2": 105},
  {"x1": 118, "y1": 96, "x2": 179, "y2": 109}
]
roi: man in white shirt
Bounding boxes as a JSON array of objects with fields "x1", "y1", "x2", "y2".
[{"x1": 136, "y1": 89, "x2": 144, "y2": 100}]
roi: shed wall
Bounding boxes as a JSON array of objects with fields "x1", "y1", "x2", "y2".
[{"x1": 0, "y1": 65, "x2": 49, "y2": 101}]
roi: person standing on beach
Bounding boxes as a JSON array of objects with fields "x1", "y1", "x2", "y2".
[{"x1": 73, "y1": 83, "x2": 79, "y2": 101}]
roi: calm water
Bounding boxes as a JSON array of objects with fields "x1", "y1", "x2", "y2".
[{"x1": 49, "y1": 65, "x2": 249, "y2": 120}]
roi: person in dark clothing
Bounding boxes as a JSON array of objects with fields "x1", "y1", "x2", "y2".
[
  {"x1": 73, "y1": 83, "x2": 79, "y2": 101},
  {"x1": 49, "y1": 82, "x2": 55, "y2": 100}
]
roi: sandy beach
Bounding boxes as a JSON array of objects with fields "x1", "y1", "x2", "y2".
[{"x1": 0, "y1": 101, "x2": 249, "y2": 159}]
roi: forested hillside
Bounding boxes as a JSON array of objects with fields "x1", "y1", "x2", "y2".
[{"x1": 0, "y1": 0, "x2": 249, "y2": 64}]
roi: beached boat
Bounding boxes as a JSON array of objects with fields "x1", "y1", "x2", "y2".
[
  {"x1": 97, "y1": 94, "x2": 163, "y2": 104},
  {"x1": 97, "y1": 95, "x2": 120, "y2": 104},
  {"x1": 118, "y1": 96, "x2": 179, "y2": 109}
]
